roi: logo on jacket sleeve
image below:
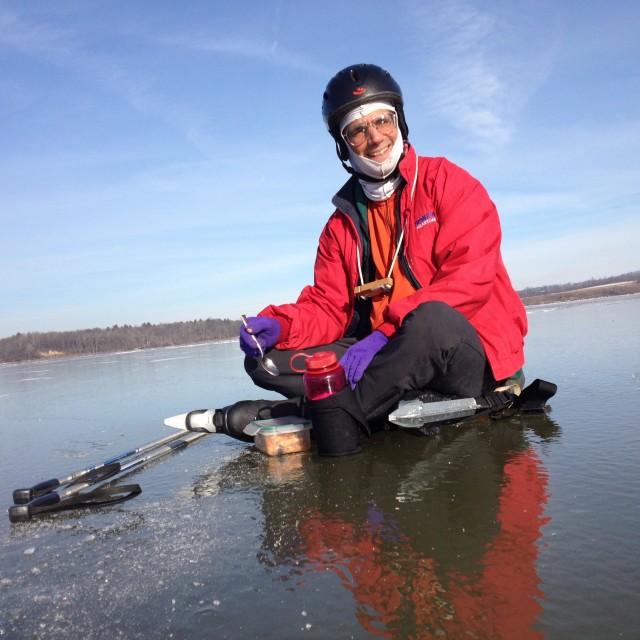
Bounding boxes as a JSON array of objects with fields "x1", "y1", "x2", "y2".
[{"x1": 415, "y1": 211, "x2": 437, "y2": 229}]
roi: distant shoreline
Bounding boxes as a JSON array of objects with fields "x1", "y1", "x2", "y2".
[
  {"x1": 3, "y1": 285, "x2": 639, "y2": 365},
  {"x1": 0, "y1": 318, "x2": 242, "y2": 365},
  {"x1": 519, "y1": 281, "x2": 640, "y2": 306},
  {"x1": 0, "y1": 338, "x2": 236, "y2": 367}
]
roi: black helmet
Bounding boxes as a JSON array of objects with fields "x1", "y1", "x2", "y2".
[{"x1": 322, "y1": 63, "x2": 409, "y2": 160}]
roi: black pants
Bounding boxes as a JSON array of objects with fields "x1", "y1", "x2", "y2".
[{"x1": 245, "y1": 301, "x2": 496, "y2": 421}]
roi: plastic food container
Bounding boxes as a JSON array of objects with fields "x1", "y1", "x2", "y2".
[{"x1": 252, "y1": 417, "x2": 312, "y2": 456}]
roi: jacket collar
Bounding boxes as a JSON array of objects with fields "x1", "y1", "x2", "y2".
[
  {"x1": 332, "y1": 176, "x2": 359, "y2": 220},
  {"x1": 397, "y1": 143, "x2": 417, "y2": 186}
]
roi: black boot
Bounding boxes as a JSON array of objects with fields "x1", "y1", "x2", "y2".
[
  {"x1": 307, "y1": 387, "x2": 369, "y2": 456},
  {"x1": 215, "y1": 398, "x2": 305, "y2": 442}
]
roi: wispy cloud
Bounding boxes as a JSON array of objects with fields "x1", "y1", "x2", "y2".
[
  {"x1": 152, "y1": 31, "x2": 326, "y2": 75},
  {"x1": 408, "y1": 0, "x2": 559, "y2": 148},
  {"x1": 0, "y1": 7, "x2": 75, "y2": 55},
  {"x1": 0, "y1": 6, "x2": 325, "y2": 160},
  {"x1": 0, "y1": 7, "x2": 220, "y2": 158},
  {"x1": 504, "y1": 217, "x2": 640, "y2": 288},
  {"x1": 485, "y1": 117, "x2": 640, "y2": 226},
  {"x1": 495, "y1": 191, "x2": 589, "y2": 219}
]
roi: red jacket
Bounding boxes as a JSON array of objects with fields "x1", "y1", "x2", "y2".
[{"x1": 261, "y1": 145, "x2": 527, "y2": 381}]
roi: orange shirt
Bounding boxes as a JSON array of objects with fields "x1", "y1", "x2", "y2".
[{"x1": 367, "y1": 193, "x2": 416, "y2": 330}]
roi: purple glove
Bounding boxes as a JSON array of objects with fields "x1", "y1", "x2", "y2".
[
  {"x1": 239, "y1": 316, "x2": 281, "y2": 357},
  {"x1": 340, "y1": 330, "x2": 388, "y2": 387}
]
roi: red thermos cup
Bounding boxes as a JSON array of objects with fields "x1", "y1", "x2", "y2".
[
  {"x1": 290, "y1": 350, "x2": 361, "y2": 456},
  {"x1": 291, "y1": 351, "x2": 347, "y2": 401}
]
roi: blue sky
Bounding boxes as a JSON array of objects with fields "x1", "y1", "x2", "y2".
[{"x1": 1, "y1": 0, "x2": 639, "y2": 337}]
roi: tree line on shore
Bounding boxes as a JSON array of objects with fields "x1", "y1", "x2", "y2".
[
  {"x1": 518, "y1": 270, "x2": 639, "y2": 297},
  {"x1": 0, "y1": 318, "x2": 241, "y2": 363},
  {"x1": 2, "y1": 271, "x2": 638, "y2": 363}
]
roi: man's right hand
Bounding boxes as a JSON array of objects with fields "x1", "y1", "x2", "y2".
[{"x1": 239, "y1": 316, "x2": 281, "y2": 357}]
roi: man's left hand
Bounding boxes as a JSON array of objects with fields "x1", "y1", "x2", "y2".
[{"x1": 340, "y1": 331, "x2": 389, "y2": 387}]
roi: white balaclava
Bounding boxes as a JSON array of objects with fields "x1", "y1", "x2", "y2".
[{"x1": 340, "y1": 101, "x2": 404, "y2": 201}]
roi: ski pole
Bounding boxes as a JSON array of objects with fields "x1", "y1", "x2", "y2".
[
  {"x1": 12, "y1": 430, "x2": 188, "y2": 504},
  {"x1": 8, "y1": 429, "x2": 208, "y2": 523}
]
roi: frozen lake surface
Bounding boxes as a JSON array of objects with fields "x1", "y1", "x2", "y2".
[{"x1": 1, "y1": 295, "x2": 639, "y2": 639}]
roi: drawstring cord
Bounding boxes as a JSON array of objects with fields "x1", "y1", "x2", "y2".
[
  {"x1": 355, "y1": 158, "x2": 419, "y2": 287},
  {"x1": 356, "y1": 245, "x2": 365, "y2": 288}
]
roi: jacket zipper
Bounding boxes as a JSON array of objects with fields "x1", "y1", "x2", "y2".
[{"x1": 395, "y1": 183, "x2": 422, "y2": 290}]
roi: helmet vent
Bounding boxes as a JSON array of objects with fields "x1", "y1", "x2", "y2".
[{"x1": 349, "y1": 69, "x2": 360, "y2": 83}]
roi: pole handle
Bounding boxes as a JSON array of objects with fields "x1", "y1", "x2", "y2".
[
  {"x1": 8, "y1": 492, "x2": 61, "y2": 523},
  {"x1": 13, "y1": 478, "x2": 61, "y2": 504}
]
